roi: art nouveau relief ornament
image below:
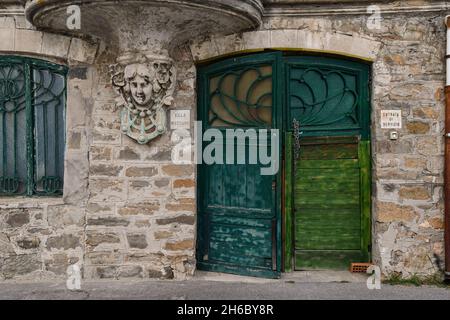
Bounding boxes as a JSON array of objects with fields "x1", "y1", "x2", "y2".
[{"x1": 110, "y1": 54, "x2": 176, "y2": 144}]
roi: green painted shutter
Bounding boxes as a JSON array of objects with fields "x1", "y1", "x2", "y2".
[{"x1": 294, "y1": 136, "x2": 369, "y2": 270}]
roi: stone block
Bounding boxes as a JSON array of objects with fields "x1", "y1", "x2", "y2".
[
  {"x1": 6, "y1": 210, "x2": 29, "y2": 228},
  {"x1": 243, "y1": 30, "x2": 270, "y2": 50},
  {"x1": 90, "y1": 146, "x2": 113, "y2": 161},
  {"x1": 0, "y1": 254, "x2": 41, "y2": 279},
  {"x1": 162, "y1": 165, "x2": 194, "y2": 177},
  {"x1": 189, "y1": 36, "x2": 219, "y2": 62},
  {"x1": 270, "y1": 29, "x2": 297, "y2": 48},
  {"x1": 406, "y1": 121, "x2": 430, "y2": 134},
  {"x1": 45, "y1": 253, "x2": 79, "y2": 275},
  {"x1": 118, "y1": 265, "x2": 143, "y2": 278},
  {"x1": 376, "y1": 202, "x2": 419, "y2": 223},
  {"x1": 0, "y1": 28, "x2": 14, "y2": 51},
  {"x1": 86, "y1": 232, "x2": 121, "y2": 247},
  {"x1": 46, "y1": 234, "x2": 81, "y2": 250},
  {"x1": 96, "y1": 266, "x2": 117, "y2": 279},
  {"x1": 14, "y1": 29, "x2": 42, "y2": 53},
  {"x1": 117, "y1": 202, "x2": 160, "y2": 216},
  {"x1": 173, "y1": 179, "x2": 195, "y2": 189},
  {"x1": 127, "y1": 234, "x2": 148, "y2": 249},
  {"x1": 87, "y1": 217, "x2": 130, "y2": 227},
  {"x1": 125, "y1": 167, "x2": 158, "y2": 177},
  {"x1": 64, "y1": 152, "x2": 89, "y2": 204},
  {"x1": 165, "y1": 198, "x2": 196, "y2": 213},
  {"x1": 16, "y1": 237, "x2": 40, "y2": 250},
  {"x1": 399, "y1": 186, "x2": 431, "y2": 201},
  {"x1": 41, "y1": 33, "x2": 71, "y2": 58},
  {"x1": 86, "y1": 252, "x2": 123, "y2": 265},
  {"x1": 89, "y1": 179, "x2": 126, "y2": 202},
  {"x1": 117, "y1": 146, "x2": 140, "y2": 160},
  {"x1": 0, "y1": 233, "x2": 15, "y2": 256},
  {"x1": 68, "y1": 38, "x2": 98, "y2": 64},
  {"x1": 47, "y1": 206, "x2": 85, "y2": 229},
  {"x1": 156, "y1": 215, "x2": 195, "y2": 226},
  {"x1": 164, "y1": 239, "x2": 194, "y2": 251},
  {"x1": 90, "y1": 164, "x2": 123, "y2": 177},
  {"x1": 214, "y1": 33, "x2": 244, "y2": 56}
]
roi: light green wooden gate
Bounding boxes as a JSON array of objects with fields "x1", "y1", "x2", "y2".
[{"x1": 284, "y1": 56, "x2": 371, "y2": 271}]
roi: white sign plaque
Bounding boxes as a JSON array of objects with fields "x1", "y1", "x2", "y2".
[
  {"x1": 381, "y1": 110, "x2": 402, "y2": 129},
  {"x1": 171, "y1": 110, "x2": 191, "y2": 130}
]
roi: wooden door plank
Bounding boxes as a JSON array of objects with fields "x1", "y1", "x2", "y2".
[
  {"x1": 284, "y1": 133, "x2": 293, "y2": 272},
  {"x1": 298, "y1": 159, "x2": 360, "y2": 169},
  {"x1": 294, "y1": 192, "x2": 360, "y2": 205},
  {"x1": 359, "y1": 140, "x2": 372, "y2": 262},
  {"x1": 295, "y1": 250, "x2": 364, "y2": 270},
  {"x1": 300, "y1": 144, "x2": 359, "y2": 160}
]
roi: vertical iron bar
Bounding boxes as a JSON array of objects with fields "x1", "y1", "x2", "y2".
[
  {"x1": 2, "y1": 112, "x2": 6, "y2": 178},
  {"x1": 55, "y1": 102, "x2": 58, "y2": 179},
  {"x1": 13, "y1": 110, "x2": 16, "y2": 177},
  {"x1": 25, "y1": 62, "x2": 33, "y2": 196},
  {"x1": 43, "y1": 102, "x2": 48, "y2": 179}
]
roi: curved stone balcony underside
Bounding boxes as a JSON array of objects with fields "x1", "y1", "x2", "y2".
[{"x1": 25, "y1": 0, "x2": 264, "y2": 55}]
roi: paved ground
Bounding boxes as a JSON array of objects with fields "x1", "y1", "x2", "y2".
[{"x1": 0, "y1": 271, "x2": 448, "y2": 300}]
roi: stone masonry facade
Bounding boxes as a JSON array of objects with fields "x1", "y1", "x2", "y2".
[{"x1": 0, "y1": 1, "x2": 448, "y2": 280}]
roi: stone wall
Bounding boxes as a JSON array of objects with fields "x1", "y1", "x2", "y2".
[
  {"x1": 82, "y1": 44, "x2": 197, "y2": 280},
  {"x1": 0, "y1": 2, "x2": 448, "y2": 281}
]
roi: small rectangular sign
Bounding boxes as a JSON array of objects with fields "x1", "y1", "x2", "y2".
[
  {"x1": 381, "y1": 110, "x2": 402, "y2": 129},
  {"x1": 171, "y1": 110, "x2": 191, "y2": 130}
]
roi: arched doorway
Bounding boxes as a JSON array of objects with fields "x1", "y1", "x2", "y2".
[{"x1": 196, "y1": 52, "x2": 371, "y2": 277}]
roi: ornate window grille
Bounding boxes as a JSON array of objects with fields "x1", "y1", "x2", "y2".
[{"x1": 0, "y1": 56, "x2": 67, "y2": 196}]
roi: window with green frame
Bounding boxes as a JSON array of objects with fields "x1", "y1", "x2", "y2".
[{"x1": 0, "y1": 56, "x2": 67, "y2": 196}]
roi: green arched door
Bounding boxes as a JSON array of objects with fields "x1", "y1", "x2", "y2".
[
  {"x1": 284, "y1": 56, "x2": 371, "y2": 271},
  {"x1": 197, "y1": 53, "x2": 371, "y2": 277}
]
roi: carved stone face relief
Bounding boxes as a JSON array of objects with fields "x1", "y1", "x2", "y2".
[{"x1": 110, "y1": 54, "x2": 176, "y2": 144}]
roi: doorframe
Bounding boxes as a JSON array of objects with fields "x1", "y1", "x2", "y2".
[{"x1": 195, "y1": 50, "x2": 372, "y2": 275}]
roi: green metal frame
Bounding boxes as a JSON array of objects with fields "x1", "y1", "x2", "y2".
[
  {"x1": 0, "y1": 56, "x2": 67, "y2": 196},
  {"x1": 284, "y1": 56, "x2": 371, "y2": 140}
]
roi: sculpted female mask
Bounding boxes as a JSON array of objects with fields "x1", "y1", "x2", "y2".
[{"x1": 110, "y1": 55, "x2": 176, "y2": 144}]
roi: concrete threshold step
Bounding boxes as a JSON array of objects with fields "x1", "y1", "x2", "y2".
[{"x1": 193, "y1": 270, "x2": 368, "y2": 284}]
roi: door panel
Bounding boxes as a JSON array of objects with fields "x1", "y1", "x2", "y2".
[
  {"x1": 284, "y1": 56, "x2": 371, "y2": 271},
  {"x1": 293, "y1": 136, "x2": 367, "y2": 269},
  {"x1": 197, "y1": 53, "x2": 281, "y2": 278}
]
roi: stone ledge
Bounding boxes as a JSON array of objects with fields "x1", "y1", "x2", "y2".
[
  {"x1": 0, "y1": 27, "x2": 98, "y2": 64},
  {"x1": 0, "y1": 197, "x2": 65, "y2": 209},
  {"x1": 190, "y1": 29, "x2": 382, "y2": 62}
]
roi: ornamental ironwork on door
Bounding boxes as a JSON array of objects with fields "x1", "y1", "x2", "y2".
[
  {"x1": 0, "y1": 57, "x2": 67, "y2": 196},
  {"x1": 208, "y1": 65, "x2": 272, "y2": 128}
]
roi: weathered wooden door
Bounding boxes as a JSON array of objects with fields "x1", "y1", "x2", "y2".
[
  {"x1": 197, "y1": 53, "x2": 371, "y2": 275},
  {"x1": 284, "y1": 56, "x2": 371, "y2": 271},
  {"x1": 196, "y1": 53, "x2": 282, "y2": 278}
]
